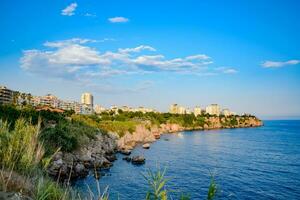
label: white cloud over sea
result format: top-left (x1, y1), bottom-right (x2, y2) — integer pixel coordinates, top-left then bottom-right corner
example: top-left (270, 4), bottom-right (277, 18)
top-left (261, 60), bottom-right (300, 68)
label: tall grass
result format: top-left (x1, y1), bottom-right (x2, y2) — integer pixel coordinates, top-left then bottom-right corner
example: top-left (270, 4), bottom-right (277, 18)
top-left (207, 176), bottom-right (217, 200)
top-left (143, 168), bottom-right (168, 200)
top-left (0, 118), bottom-right (44, 173)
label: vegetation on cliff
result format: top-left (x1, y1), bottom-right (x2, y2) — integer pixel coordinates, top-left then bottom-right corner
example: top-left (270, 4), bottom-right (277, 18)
top-left (71, 109), bottom-right (261, 137)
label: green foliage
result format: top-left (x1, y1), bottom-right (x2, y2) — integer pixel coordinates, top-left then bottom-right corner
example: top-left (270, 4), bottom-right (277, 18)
top-left (98, 121), bottom-right (138, 137)
top-left (179, 194), bottom-right (191, 200)
top-left (40, 121), bottom-right (97, 154)
top-left (0, 104), bottom-right (65, 129)
top-left (195, 116), bottom-right (206, 127)
top-left (0, 118), bottom-right (44, 173)
top-left (229, 118), bottom-right (238, 126)
top-left (35, 177), bottom-right (70, 200)
top-left (144, 168), bottom-right (168, 200)
top-left (207, 177), bottom-right (217, 200)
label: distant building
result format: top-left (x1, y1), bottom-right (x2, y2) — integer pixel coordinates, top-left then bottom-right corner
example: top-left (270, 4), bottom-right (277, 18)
top-left (0, 86), bottom-right (14, 105)
top-left (59, 100), bottom-right (81, 113)
top-left (205, 104), bottom-right (220, 116)
top-left (81, 93), bottom-right (93, 107)
top-left (194, 106), bottom-right (202, 116)
top-left (81, 104), bottom-right (93, 115)
top-left (169, 104), bottom-right (188, 114)
top-left (222, 109), bottom-right (231, 116)
top-left (94, 105), bottom-right (106, 114)
top-left (178, 106), bottom-right (186, 114)
top-left (32, 94), bottom-right (59, 108)
top-left (169, 104), bottom-right (179, 114)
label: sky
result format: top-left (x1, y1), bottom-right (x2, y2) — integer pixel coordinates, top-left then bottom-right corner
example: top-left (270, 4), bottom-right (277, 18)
top-left (0, 0), bottom-right (300, 119)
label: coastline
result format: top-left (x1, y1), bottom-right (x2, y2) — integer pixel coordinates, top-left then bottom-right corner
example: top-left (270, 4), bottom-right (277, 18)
top-left (117, 116), bottom-right (263, 151)
top-left (47, 115), bottom-right (263, 180)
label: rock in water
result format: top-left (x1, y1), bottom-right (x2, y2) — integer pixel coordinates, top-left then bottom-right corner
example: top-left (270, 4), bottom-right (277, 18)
top-left (142, 143), bottom-right (150, 149)
top-left (120, 149), bottom-right (131, 155)
top-left (122, 156), bottom-right (132, 162)
top-left (131, 156), bottom-right (145, 165)
top-left (105, 154), bottom-right (117, 162)
top-left (74, 163), bottom-right (88, 177)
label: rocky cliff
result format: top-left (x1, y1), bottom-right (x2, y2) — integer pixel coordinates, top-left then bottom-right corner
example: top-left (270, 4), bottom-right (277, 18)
top-left (47, 132), bottom-right (118, 180)
top-left (118, 116), bottom-right (263, 150)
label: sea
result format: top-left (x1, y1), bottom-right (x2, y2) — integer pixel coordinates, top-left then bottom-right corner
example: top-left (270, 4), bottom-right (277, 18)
top-left (73, 120), bottom-right (300, 199)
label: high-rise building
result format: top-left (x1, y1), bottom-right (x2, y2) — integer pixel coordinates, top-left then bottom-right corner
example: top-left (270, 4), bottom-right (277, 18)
top-left (169, 104), bottom-right (179, 114)
top-left (205, 104), bottom-right (220, 116)
top-left (81, 93), bottom-right (93, 107)
top-left (194, 106), bottom-right (202, 116)
top-left (0, 86), bottom-right (14, 105)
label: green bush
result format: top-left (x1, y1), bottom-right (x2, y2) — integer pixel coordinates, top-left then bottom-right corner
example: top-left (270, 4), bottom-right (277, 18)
top-left (40, 123), bottom-right (78, 153)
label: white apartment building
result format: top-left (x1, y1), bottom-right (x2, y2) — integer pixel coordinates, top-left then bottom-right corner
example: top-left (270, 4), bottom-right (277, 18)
top-left (194, 106), bottom-right (202, 116)
top-left (178, 106), bottom-right (186, 114)
top-left (32, 94), bottom-right (60, 108)
top-left (81, 93), bottom-right (93, 107)
top-left (169, 104), bottom-right (179, 114)
top-left (205, 104), bottom-right (220, 116)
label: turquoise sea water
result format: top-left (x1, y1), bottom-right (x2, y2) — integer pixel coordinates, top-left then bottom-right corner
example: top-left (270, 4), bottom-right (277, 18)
top-left (73, 120), bottom-right (300, 199)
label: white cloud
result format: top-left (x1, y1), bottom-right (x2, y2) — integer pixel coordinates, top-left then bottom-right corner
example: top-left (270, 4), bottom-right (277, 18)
top-left (261, 60), bottom-right (300, 68)
top-left (61, 3), bottom-right (78, 16)
top-left (108, 17), bottom-right (129, 23)
top-left (44, 38), bottom-right (96, 48)
top-left (215, 67), bottom-right (238, 74)
top-left (185, 54), bottom-right (210, 60)
top-left (20, 38), bottom-right (234, 82)
top-left (84, 13), bottom-right (96, 17)
top-left (118, 45), bottom-right (156, 53)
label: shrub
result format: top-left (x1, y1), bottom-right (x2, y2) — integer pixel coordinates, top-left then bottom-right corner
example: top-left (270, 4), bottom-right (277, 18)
top-left (40, 122), bottom-right (78, 154)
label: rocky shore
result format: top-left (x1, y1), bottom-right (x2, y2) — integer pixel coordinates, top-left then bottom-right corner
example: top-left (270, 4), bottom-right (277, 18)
top-left (47, 132), bottom-right (118, 180)
top-left (47, 116), bottom-right (262, 180)
top-left (118, 116), bottom-right (263, 151)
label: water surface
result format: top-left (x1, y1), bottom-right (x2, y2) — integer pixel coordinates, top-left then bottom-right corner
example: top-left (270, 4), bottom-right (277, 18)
top-left (74, 120), bottom-right (300, 199)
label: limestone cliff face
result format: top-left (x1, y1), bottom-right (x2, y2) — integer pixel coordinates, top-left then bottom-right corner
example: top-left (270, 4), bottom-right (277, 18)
top-left (118, 124), bottom-right (156, 150)
top-left (118, 116), bottom-right (263, 150)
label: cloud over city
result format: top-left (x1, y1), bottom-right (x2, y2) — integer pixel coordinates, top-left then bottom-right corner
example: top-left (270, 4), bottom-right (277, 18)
top-left (20, 38), bottom-right (237, 82)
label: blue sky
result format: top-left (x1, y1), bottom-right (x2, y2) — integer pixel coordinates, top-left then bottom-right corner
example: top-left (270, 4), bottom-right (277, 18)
top-left (0, 0), bottom-right (300, 119)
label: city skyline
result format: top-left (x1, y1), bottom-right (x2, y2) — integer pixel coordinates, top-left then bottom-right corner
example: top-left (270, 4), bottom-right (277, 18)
top-left (1, 0), bottom-right (300, 119)
top-left (0, 84), bottom-right (235, 116)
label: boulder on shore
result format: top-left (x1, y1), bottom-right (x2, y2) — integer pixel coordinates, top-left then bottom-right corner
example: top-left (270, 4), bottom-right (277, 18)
top-left (47, 131), bottom-right (117, 180)
top-left (142, 143), bottom-right (150, 149)
top-left (119, 149), bottom-right (131, 155)
top-left (131, 156), bottom-right (145, 165)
